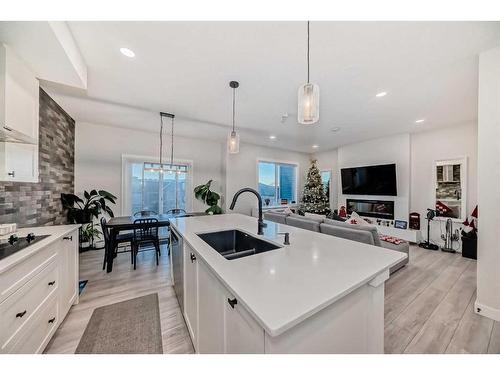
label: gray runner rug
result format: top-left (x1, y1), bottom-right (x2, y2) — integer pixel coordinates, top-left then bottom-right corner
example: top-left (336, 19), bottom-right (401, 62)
top-left (75, 293), bottom-right (163, 354)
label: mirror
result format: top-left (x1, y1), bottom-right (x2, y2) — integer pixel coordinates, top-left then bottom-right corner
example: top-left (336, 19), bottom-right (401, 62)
top-left (434, 158), bottom-right (467, 221)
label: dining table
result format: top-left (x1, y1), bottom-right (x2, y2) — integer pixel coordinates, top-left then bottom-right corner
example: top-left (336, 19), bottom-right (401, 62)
top-left (105, 212), bottom-right (205, 272)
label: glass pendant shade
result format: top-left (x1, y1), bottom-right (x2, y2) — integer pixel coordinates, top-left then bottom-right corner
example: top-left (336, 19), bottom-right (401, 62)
top-left (227, 130), bottom-right (240, 154)
top-left (298, 83), bottom-right (320, 124)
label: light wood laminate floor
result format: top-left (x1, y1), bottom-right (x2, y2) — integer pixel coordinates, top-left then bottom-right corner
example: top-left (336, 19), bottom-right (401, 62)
top-left (45, 244), bottom-right (500, 354)
top-left (45, 245), bottom-right (194, 354)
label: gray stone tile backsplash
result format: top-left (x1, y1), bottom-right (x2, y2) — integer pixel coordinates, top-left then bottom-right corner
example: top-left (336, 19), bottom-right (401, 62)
top-left (0, 88), bottom-right (75, 228)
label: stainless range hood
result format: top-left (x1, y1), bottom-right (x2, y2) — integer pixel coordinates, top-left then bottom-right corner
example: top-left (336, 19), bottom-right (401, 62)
top-left (0, 125), bottom-right (37, 144)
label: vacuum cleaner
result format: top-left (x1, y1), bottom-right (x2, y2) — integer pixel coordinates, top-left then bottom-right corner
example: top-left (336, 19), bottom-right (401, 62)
top-left (419, 208), bottom-right (439, 250)
top-left (441, 218), bottom-right (459, 253)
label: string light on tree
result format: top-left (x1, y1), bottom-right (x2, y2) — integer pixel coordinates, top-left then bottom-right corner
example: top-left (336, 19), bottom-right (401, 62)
top-left (300, 160), bottom-right (329, 214)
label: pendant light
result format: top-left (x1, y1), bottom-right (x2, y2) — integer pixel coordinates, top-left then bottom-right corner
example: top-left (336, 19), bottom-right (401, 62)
top-left (227, 80), bottom-right (240, 154)
top-left (298, 21), bottom-right (320, 125)
top-left (146, 112), bottom-right (186, 175)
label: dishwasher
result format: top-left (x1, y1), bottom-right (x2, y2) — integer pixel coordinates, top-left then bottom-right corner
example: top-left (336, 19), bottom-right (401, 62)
top-left (171, 227), bottom-right (184, 312)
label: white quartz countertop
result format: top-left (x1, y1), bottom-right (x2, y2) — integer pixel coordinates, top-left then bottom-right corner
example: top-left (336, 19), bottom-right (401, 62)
top-left (170, 214), bottom-right (406, 337)
top-left (0, 225), bottom-right (81, 272)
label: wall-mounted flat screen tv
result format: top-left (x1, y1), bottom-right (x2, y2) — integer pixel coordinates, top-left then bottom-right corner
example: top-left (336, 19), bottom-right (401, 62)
top-left (341, 163), bottom-right (397, 196)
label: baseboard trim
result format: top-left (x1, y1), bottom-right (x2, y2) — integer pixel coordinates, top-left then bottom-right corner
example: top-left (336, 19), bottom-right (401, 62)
top-left (475, 300), bottom-right (500, 322)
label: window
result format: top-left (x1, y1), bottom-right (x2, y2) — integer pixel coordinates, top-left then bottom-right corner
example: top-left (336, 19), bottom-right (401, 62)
top-left (320, 170), bottom-right (331, 196)
top-left (258, 161), bottom-right (297, 206)
top-left (127, 160), bottom-right (190, 215)
top-left (320, 170), bottom-right (332, 209)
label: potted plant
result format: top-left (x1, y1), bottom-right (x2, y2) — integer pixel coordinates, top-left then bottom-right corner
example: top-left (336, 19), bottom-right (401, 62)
top-left (194, 180), bottom-right (222, 215)
top-left (80, 224), bottom-right (102, 250)
top-left (61, 190), bottom-right (117, 224)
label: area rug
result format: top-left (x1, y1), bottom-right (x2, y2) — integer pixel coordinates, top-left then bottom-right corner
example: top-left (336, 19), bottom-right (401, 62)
top-left (78, 280), bottom-right (88, 295)
top-left (75, 293), bottom-right (163, 354)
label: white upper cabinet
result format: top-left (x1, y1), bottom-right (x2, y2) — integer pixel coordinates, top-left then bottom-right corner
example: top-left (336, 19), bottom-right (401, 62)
top-left (0, 43), bottom-right (39, 182)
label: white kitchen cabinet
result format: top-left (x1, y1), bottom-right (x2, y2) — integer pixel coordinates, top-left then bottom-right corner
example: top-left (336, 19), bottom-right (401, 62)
top-left (0, 142), bottom-right (38, 182)
top-left (197, 258), bottom-right (225, 353)
top-left (0, 43), bottom-right (39, 182)
top-left (224, 292), bottom-right (265, 353)
top-left (0, 226), bottom-right (80, 353)
top-left (183, 243), bottom-right (198, 350)
top-left (59, 231), bottom-right (79, 318)
top-left (186, 247), bottom-right (264, 354)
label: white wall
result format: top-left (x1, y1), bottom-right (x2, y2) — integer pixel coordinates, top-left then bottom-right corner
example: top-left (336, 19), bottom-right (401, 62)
top-left (476, 46), bottom-right (500, 322)
top-left (75, 122), bottom-right (224, 215)
top-left (327, 134), bottom-right (411, 221)
top-left (411, 123), bottom-right (478, 246)
top-left (315, 126), bottom-right (478, 250)
top-left (225, 142), bottom-right (311, 215)
top-left (75, 122), bottom-right (310, 218)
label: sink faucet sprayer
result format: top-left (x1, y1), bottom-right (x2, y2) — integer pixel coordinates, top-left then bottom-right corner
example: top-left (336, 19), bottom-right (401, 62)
top-left (229, 188), bottom-right (267, 235)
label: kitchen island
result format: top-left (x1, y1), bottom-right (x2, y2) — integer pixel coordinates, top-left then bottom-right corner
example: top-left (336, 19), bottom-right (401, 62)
top-left (169, 213), bottom-right (406, 354)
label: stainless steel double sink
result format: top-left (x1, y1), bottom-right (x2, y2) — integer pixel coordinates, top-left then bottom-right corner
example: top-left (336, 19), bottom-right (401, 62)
top-left (197, 229), bottom-right (281, 260)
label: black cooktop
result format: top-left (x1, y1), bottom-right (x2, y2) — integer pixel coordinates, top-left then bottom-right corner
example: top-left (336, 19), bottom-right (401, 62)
top-left (0, 234), bottom-right (51, 261)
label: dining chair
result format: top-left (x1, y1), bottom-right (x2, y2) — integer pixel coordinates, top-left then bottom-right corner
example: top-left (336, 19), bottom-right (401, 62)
top-left (164, 209), bottom-right (186, 255)
top-left (133, 210), bottom-right (158, 217)
top-left (100, 217), bottom-right (134, 270)
top-left (132, 218), bottom-right (161, 270)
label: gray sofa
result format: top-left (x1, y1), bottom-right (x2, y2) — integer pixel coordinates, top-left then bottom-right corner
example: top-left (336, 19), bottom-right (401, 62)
top-left (264, 212), bottom-right (408, 274)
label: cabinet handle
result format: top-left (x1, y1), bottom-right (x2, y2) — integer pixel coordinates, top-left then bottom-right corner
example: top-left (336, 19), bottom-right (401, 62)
top-left (227, 298), bottom-right (238, 309)
top-left (48, 280), bottom-right (56, 286)
top-left (190, 252), bottom-right (196, 263)
top-left (48, 317), bottom-right (56, 324)
top-left (7, 171), bottom-right (15, 177)
top-left (63, 236), bottom-right (73, 241)
top-left (16, 310), bottom-right (27, 318)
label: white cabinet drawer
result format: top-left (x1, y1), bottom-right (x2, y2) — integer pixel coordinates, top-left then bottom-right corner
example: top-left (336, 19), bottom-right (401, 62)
top-left (0, 259), bottom-right (59, 351)
top-left (7, 295), bottom-right (59, 354)
top-left (0, 241), bottom-right (58, 303)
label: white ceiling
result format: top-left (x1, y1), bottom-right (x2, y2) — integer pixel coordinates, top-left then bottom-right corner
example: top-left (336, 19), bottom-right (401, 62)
top-left (40, 21), bottom-right (500, 152)
top-left (0, 22), bottom-right (87, 89)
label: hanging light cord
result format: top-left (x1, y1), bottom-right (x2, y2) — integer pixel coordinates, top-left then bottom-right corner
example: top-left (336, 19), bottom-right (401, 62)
top-left (307, 20), bottom-right (310, 84)
top-left (170, 116), bottom-right (174, 167)
top-left (159, 114), bottom-right (164, 165)
top-left (159, 112), bottom-right (175, 168)
top-left (232, 86), bottom-right (236, 133)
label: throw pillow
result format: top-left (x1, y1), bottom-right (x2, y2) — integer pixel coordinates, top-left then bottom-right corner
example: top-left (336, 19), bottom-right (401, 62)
top-left (346, 211), bottom-right (372, 226)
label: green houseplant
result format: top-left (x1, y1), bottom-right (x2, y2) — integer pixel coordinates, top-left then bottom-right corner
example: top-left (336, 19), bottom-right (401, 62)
top-left (79, 224), bottom-right (102, 250)
top-left (61, 190), bottom-right (117, 224)
top-left (194, 180), bottom-right (222, 215)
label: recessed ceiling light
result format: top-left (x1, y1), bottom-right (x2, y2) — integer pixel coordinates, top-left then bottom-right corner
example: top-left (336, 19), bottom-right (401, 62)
top-left (269, 135), bottom-right (276, 140)
top-left (331, 127), bottom-right (341, 132)
top-left (415, 119), bottom-right (425, 123)
top-left (312, 144), bottom-right (319, 149)
top-left (375, 91), bottom-right (388, 98)
top-left (120, 47), bottom-right (135, 58)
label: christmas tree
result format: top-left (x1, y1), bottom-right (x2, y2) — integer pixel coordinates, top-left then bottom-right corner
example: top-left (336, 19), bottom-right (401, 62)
top-left (300, 160), bottom-right (329, 214)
